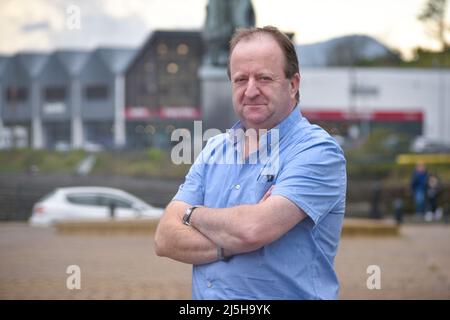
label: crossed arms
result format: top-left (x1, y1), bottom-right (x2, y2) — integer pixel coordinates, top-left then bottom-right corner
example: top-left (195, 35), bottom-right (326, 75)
top-left (154, 189), bottom-right (307, 265)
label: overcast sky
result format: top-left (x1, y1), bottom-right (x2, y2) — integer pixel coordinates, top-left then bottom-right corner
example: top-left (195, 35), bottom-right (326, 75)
top-left (0, 0), bottom-right (448, 59)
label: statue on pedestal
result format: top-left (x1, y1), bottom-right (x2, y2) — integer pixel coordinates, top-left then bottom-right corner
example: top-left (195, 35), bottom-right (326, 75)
top-left (202, 0), bottom-right (255, 66)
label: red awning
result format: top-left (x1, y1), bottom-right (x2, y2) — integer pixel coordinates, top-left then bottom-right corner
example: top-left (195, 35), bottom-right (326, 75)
top-left (301, 109), bottom-right (423, 122)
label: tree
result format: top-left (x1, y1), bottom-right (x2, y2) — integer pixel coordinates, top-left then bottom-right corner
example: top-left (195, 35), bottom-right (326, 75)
top-left (418, 0), bottom-right (449, 50)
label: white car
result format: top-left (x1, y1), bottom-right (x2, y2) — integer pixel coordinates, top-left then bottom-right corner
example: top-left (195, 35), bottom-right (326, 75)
top-left (29, 186), bottom-right (164, 226)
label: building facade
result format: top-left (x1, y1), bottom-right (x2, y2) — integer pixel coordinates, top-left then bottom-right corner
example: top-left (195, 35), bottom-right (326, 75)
top-left (0, 30), bottom-right (449, 151)
top-left (125, 30), bottom-right (203, 149)
top-left (300, 67), bottom-right (450, 145)
top-left (1, 53), bottom-right (47, 148)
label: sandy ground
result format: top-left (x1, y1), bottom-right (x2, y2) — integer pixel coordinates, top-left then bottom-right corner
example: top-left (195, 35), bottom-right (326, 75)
top-left (0, 222), bottom-right (449, 300)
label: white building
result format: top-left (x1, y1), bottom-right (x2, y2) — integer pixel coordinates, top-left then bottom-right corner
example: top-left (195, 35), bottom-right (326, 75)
top-left (300, 67), bottom-right (450, 145)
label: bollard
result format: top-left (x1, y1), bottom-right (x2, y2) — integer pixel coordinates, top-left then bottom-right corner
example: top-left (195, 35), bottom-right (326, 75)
top-left (393, 198), bottom-right (403, 225)
top-left (370, 181), bottom-right (382, 219)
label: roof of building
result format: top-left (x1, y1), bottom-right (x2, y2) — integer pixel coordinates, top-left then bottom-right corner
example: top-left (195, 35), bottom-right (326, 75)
top-left (15, 52), bottom-right (48, 78)
top-left (95, 47), bottom-right (137, 74)
top-left (127, 30), bottom-right (202, 73)
top-left (54, 50), bottom-right (91, 77)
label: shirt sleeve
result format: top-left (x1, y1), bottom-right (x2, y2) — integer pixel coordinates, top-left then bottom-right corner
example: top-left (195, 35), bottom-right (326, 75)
top-left (172, 153), bottom-right (205, 206)
top-left (271, 137), bottom-right (346, 225)
top-left (171, 135), bottom-right (224, 206)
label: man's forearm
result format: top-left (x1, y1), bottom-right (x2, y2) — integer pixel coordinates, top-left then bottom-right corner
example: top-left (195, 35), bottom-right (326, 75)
top-left (156, 223), bottom-right (218, 265)
top-left (189, 204), bottom-right (263, 253)
top-left (154, 201), bottom-right (220, 265)
top-left (189, 196), bottom-right (306, 254)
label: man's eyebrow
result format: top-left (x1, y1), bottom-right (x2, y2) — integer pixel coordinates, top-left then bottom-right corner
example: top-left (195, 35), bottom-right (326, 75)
top-left (256, 72), bottom-right (275, 77)
top-left (232, 71), bottom-right (275, 78)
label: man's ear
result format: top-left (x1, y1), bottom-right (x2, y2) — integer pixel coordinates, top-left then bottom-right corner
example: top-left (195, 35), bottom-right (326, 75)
top-left (290, 73), bottom-right (300, 100)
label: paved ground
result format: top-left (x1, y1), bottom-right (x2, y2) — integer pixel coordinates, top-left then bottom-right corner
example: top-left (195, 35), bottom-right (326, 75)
top-left (0, 222), bottom-right (449, 300)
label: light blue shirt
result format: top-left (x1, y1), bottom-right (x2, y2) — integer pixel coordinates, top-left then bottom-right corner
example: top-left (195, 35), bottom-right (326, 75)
top-left (173, 107), bottom-right (347, 300)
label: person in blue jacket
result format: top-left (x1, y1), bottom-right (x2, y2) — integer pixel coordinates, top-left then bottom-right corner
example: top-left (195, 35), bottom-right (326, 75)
top-left (411, 161), bottom-right (429, 217)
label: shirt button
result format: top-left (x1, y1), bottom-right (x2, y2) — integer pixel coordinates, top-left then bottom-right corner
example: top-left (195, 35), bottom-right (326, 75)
top-left (235, 184), bottom-right (240, 190)
top-left (207, 281), bottom-right (213, 288)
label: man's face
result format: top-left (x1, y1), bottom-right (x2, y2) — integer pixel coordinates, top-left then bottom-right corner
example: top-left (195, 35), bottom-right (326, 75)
top-left (229, 34), bottom-right (300, 130)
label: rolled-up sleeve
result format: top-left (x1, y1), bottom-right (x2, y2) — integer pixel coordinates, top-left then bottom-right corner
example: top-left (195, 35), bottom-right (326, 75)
top-left (172, 155), bottom-right (205, 206)
top-left (271, 138), bottom-right (346, 224)
top-left (172, 135), bottom-right (225, 206)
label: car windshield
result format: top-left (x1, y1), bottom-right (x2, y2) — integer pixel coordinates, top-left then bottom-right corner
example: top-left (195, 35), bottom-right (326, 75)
top-left (38, 190), bottom-right (57, 202)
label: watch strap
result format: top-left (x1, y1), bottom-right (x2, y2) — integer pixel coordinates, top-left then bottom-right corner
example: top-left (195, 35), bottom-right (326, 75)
top-left (217, 246), bottom-right (228, 261)
top-left (182, 206), bottom-right (198, 226)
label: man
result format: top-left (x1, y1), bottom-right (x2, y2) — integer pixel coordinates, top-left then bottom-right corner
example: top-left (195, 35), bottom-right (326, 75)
top-left (155, 26), bottom-right (347, 299)
top-left (410, 161), bottom-right (428, 217)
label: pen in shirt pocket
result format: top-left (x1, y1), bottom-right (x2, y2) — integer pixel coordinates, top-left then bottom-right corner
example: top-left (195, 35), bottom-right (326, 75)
top-left (256, 171), bottom-right (275, 182)
top-left (256, 159), bottom-right (275, 182)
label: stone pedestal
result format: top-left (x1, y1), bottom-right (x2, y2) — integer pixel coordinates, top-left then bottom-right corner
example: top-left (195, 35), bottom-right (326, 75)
top-left (199, 66), bottom-right (237, 132)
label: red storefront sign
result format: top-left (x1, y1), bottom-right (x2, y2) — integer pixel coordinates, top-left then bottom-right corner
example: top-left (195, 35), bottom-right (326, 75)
top-left (301, 109), bottom-right (423, 122)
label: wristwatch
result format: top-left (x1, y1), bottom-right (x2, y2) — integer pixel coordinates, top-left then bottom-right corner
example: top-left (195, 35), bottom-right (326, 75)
top-left (217, 246), bottom-right (227, 261)
top-left (182, 206), bottom-right (199, 226)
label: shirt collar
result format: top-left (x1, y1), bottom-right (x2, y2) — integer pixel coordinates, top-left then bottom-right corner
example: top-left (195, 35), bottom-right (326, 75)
top-left (273, 106), bottom-right (302, 139)
top-left (226, 106), bottom-right (302, 144)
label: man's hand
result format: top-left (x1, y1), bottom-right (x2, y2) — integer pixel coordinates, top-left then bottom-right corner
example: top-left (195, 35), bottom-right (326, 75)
top-left (190, 193), bottom-right (307, 254)
top-left (259, 185), bottom-right (274, 203)
top-left (154, 201), bottom-right (220, 265)
top-left (155, 186), bottom-right (307, 263)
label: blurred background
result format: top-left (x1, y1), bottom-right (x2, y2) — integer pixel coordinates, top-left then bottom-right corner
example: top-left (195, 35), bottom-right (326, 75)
top-left (0, 0), bottom-right (449, 300)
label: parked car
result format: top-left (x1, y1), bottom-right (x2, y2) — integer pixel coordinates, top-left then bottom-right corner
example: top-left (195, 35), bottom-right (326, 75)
top-left (410, 136), bottom-right (450, 153)
top-left (29, 186), bottom-right (164, 226)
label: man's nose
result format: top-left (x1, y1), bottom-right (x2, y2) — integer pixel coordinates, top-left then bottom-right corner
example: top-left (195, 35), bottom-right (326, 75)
top-left (244, 78), bottom-right (260, 98)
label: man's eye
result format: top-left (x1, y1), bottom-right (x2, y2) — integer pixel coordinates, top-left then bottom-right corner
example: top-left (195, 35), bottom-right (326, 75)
top-left (234, 78), bottom-right (246, 83)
